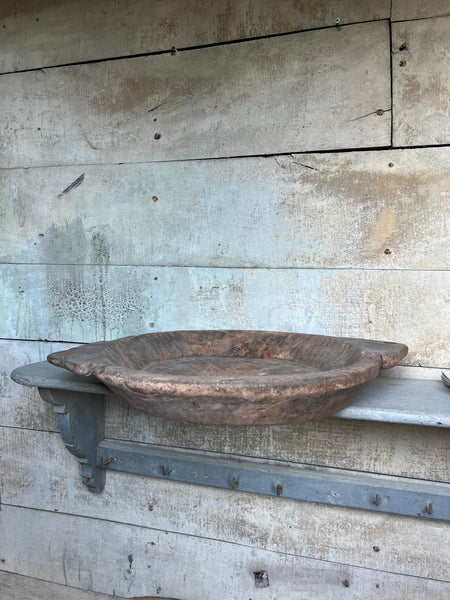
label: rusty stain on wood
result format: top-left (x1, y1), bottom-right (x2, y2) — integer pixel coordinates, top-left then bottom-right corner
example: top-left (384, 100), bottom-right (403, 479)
top-left (367, 207), bottom-right (397, 251)
top-left (2, 148), bottom-right (447, 270)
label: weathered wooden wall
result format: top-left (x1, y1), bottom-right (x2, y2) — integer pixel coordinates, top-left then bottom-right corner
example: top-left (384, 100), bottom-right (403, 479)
top-left (1, 1), bottom-right (449, 598)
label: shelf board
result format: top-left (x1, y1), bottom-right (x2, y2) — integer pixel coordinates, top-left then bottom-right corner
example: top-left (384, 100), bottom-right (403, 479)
top-left (12, 361), bottom-right (450, 428)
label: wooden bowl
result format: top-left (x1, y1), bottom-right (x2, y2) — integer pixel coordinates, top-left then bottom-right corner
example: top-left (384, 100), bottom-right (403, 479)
top-left (47, 330), bottom-right (407, 425)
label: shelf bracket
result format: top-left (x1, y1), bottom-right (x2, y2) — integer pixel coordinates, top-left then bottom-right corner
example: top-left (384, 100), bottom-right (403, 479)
top-left (39, 388), bottom-right (106, 493)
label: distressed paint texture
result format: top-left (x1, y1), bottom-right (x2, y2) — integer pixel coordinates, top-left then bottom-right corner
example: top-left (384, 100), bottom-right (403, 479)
top-left (1, 3), bottom-right (449, 597)
top-left (1, 148), bottom-right (449, 270)
top-left (1, 428), bottom-right (449, 580)
top-left (393, 16), bottom-right (450, 146)
top-left (103, 401), bottom-right (450, 481)
top-left (1, 265), bottom-right (448, 366)
top-left (0, 0), bottom-right (391, 73)
top-left (1, 506), bottom-right (449, 599)
top-left (0, 21), bottom-right (391, 169)
top-left (0, 572), bottom-right (125, 600)
top-left (0, 340), bottom-right (76, 431)
top-left (392, 0), bottom-right (450, 20)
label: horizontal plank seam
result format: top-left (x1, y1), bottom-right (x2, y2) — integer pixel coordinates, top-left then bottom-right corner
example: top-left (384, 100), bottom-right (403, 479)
top-left (392, 15), bottom-right (450, 24)
top-left (2, 141), bottom-right (450, 172)
top-left (0, 423), bottom-right (59, 434)
top-left (0, 337), bottom-right (77, 343)
top-left (0, 18), bottom-right (389, 78)
top-left (0, 424), bottom-right (447, 485)
top-left (1, 264), bottom-right (449, 273)
top-left (102, 435), bottom-right (450, 483)
top-left (0, 571), bottom-right (126, 600)
top-left (0, 146), bottom-right (391, 172)
top-left (2, 503), bottom-right (449, 583)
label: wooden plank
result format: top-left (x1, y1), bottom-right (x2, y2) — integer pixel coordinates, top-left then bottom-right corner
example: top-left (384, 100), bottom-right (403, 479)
top-left (381, 365), bottom-right (444, 380)
top-left (1, 148), bottom-right (449, 270)
top-left (0, 0), bottom-right (391, 73)
top-left (1, 506), bottom-right (449, 598)
top-left (10, 360), bottom-right (450, 428)
top-left (0, 21), bottom-right (391, 169)
top-left (0, 340), bottom-right (76, 431)
top-left (0, 571), bottom-right (126, 600)
top-left (1, 428), bottom-right (449, 581)
top-left (1, 265), bottom-right (448, 367)
top-left (103, 404), bottom-right (450, 482)
top-left (333, 376), bottom-right (450, 427)
top-left (392, 17), bottom-right (450, 146)
top-left (392, 0), bottom-right (450, 21)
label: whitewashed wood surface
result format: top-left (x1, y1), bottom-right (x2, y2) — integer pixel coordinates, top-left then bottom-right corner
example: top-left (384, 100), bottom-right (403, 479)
top-left (1, 426), bottom-right (449, 582)
top-left (0, 572), bottom-right (126, 600)
top-left (392, 16), bottom-right (450, 146)
top-left (103, 408), bottom-right (450, 481)
top-left (0, 21), bottom-right (391, 169)
top-left (392, 0), bottom-right (450, 20)
top-left (1, 505), bottom-right (448, 599)
top-left (0, 340), bottom-right (76, 431)
top-left (1, 148), bottom-right (449, 270)
top-left (2, 265), bottom-right (448, 366)
top-left (1, 2), bottom-right (449, 598)
top-left (0, 0), bottom-right (391, 73)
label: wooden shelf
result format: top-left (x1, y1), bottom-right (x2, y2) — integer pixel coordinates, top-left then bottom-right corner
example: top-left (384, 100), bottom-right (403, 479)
top-left (9, 361), bottom-right (450, 519)
top-left (12, 361), bottom-right (450, 428)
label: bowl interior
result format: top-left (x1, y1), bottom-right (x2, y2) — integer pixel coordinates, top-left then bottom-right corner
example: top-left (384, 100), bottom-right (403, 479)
top-left (97, 330), bottom-right (362, 377)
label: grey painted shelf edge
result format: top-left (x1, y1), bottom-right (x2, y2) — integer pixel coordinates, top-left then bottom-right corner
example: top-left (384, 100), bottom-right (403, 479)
top-left (98, 438), bottom-right (450, 521)
top-left (11, 361), bottom-right (450, 428)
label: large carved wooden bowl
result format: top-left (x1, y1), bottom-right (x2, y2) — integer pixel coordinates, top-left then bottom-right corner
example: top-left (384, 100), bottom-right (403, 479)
top-left (47, 331), bottom-right (407, 425)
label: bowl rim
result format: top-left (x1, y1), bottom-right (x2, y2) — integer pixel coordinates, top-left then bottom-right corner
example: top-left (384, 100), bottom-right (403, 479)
top-left (47, 330), bottom-right (408, 401)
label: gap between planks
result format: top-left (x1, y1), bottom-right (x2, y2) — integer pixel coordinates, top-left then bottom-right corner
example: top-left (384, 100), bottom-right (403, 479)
top-left (0, 18), bottom-right (389, 78)
top-left (1, 263), bottom-right (449, 272)
top-left (1, 143), bottom-right (450, 173)
top-left (1, 502), bottom-right (449, 584)
top-left (392, 15), bottom-right (450, 23)
top-left (0, 424), bottom-right (446, 485)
